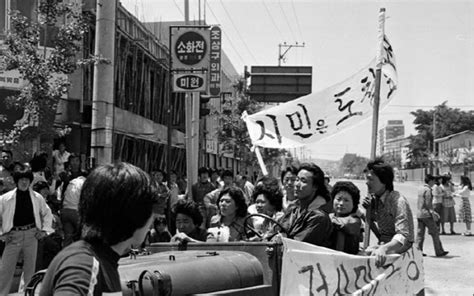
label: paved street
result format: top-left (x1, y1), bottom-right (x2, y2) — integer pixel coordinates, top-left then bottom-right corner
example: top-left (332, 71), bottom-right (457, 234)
top-left (344, 179), bottom-right (474, 296)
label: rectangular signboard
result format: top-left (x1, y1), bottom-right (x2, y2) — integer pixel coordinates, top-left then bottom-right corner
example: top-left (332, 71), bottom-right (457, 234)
top-left (209, 26), bottom-right (222, 96)
top-left (172, 73), bottom-right (207, 92)
top-left (170, 26), bottom-right (210, 71)
top-left (248, 66), bottom-right (312, 103)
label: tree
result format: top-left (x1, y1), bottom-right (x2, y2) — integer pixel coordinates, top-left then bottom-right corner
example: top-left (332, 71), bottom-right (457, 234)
top-left (407, 102), bottom-right (474, 168)
top-left (214, 83), bottom-right (286, 172)
top-left (0, 0), bottom-right (91, 149)
top-left (339, 153), bottom-right (369, 178)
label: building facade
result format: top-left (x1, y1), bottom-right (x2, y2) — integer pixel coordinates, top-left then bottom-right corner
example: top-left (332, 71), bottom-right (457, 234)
top-left (384, 136), bottom-right (411, 169)
top-left (434, 130), bottom-right (474, 179)
top-left (0, 0), bottom-right (244, 176)
top-left (377, 120), bottom-right (405, 156)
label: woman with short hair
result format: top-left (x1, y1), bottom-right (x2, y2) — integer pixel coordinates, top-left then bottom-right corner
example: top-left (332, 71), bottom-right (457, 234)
top-left (328, 181), bottom-right (362, 254)
top-left (208, 187), bottom-right (248, 242)
top-left (171, 199), bottom-right (208, 242)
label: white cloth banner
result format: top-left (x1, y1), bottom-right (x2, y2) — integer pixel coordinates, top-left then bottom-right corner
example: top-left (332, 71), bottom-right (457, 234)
top-left (280, 238), bottom-right (424, 295)
top-left (242, 36), bottom-right (397, 149)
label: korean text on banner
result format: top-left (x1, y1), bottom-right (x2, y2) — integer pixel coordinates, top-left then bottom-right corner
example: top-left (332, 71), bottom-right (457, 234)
top-left (280, 238), bottom-right (424, 295)
top-left (242, 36), bottom-right (397, 149)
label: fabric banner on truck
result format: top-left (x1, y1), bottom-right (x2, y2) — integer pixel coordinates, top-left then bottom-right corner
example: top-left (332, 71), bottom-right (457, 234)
top-left (242, 35), bottom-right (397, 149)
top-left (280, 238), bottom-right (424, 295)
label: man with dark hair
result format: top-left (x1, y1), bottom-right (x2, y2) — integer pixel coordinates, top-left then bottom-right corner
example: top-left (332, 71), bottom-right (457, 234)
top-left (235, 174), bottom-right (254, 205)
top-left (277, 163), bottom-right (333, 246)
top-left (191, 167), bottom-right (215, 204)
top-left (204, 169), bottom-right (234, 205)
top-left (40, 162), bottom-right (159, 295)
top-left (191, 167), bottom-right (216, 229)
top-left (0, 165), bottom-right (53, 294)
top-left (210, 168), bottom-right (222, 189)
top-left (416, 174), bottom-right (448, 257)
top-left (364, 159), bottom-right (415, 267)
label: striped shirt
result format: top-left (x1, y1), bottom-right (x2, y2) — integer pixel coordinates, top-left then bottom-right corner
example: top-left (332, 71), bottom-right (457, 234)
top-left (370, 190), bottom-right (415, 246)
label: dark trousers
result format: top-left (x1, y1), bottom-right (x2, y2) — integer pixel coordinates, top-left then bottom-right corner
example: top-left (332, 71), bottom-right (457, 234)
top-left (416, 217), bottom-right (445, 256)
top-left (60, 208), bottom-right (79, 247)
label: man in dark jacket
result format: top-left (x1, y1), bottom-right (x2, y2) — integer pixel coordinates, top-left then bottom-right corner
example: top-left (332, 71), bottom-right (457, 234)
top-left (277, 163), bottom-right (333, 247)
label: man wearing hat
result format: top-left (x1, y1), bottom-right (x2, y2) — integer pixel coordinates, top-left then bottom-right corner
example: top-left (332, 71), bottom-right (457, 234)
top-left (0, 164), bottom-right (53, 294)
top-left (363, 159), bottom-right (415, 267)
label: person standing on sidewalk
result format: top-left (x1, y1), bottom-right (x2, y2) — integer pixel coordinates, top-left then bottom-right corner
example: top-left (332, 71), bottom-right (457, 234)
top-left (432, 176), bottom-right (444, 231)
top-left (441, 175), bottom-right (457, 235)
top-left (0, 165), bottom-right (54, 294)
top-left (454, 176), bottom-right (472, 236)
top-left (415, 174), bottom-right (448, 257)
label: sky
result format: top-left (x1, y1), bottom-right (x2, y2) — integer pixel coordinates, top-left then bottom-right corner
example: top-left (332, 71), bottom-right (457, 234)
top-left (121, 0), bottom-right (474, 160)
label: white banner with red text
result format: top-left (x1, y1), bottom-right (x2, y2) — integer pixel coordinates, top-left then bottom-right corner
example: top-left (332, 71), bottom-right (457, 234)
top-left (280, 238), bottom-right (424, 295)
top-left (242, 36), bottom-right (397, 149)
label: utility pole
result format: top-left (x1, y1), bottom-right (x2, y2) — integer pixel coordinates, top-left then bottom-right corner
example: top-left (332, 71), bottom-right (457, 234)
top-left (278, 42), bottom-right (305, 66)
top-left (182, 0), bottom-right (200, 196)
top-left (90, 0), bottom-right (116, 166)
top-left (365, 7), bottom-right (386, 250)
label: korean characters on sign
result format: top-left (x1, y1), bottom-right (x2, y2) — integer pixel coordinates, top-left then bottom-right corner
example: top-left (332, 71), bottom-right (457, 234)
top-left (172, 28), bottom-right (210, 68)
top-left (173, 73), bottom-right (206, 92)
top-left (209, 26), bottom-right (222, 96)
top-left (171, 26), bottom-right (211, 92)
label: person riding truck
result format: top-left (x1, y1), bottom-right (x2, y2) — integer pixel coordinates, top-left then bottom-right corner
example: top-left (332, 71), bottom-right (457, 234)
top-left (363, 159), bottom-right (415, 267)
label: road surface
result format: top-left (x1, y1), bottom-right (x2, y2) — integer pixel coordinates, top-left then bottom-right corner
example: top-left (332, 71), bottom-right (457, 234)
top-left (342, 179), bottom-right (474, 296)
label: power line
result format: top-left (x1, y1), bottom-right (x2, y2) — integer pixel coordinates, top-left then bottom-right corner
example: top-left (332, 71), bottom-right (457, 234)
top-left (387, 104), bottom-right (474, 108)
top-left (261, 0), bottom-right (285, 41)
top-left (206, 1), bottom-right (246, 65)
top-left (278, 0), bottom-right (297, 42)
top-left (290, 0), bottom-right (304, 41)
top-left (172, 0), bottom-right (185, 18)
top-left (218, 0), bottom-right (258, 64)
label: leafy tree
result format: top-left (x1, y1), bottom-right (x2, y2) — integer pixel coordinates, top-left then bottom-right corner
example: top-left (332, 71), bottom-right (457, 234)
top-left (339, 153), bottom-right (369, 178)
top-left (407, 102), bottom-right (474, 168)
top-left (214, 83), bottom-right (286, 172)
top-left (0, 0), bottom-right (91, 148)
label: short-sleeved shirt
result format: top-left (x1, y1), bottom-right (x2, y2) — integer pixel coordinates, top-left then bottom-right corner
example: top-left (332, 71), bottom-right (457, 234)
top-left (370, 190), bottom-right (414, 247)
top-left (62, 176), bottom-right (86, 210)
top-left (40, 240), bottom-right (121, 296)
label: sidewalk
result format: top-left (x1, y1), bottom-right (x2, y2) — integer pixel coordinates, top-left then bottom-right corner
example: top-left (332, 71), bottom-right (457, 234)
top-left (422, 222), bottom-right (474, 295)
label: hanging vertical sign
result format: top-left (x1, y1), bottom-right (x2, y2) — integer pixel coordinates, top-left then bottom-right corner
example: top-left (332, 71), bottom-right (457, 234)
top-left (209, 26), bottom-right (222, 96)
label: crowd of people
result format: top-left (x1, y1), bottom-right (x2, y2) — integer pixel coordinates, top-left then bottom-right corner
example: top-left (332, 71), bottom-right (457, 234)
top-left (0, 144), bottom-right (472, 294)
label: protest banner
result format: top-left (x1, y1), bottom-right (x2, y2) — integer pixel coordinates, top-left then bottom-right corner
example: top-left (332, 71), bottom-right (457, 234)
top-left (280, 238), bottom-right (424, 295)
top-left (242, 36), bottom-right (397, 149)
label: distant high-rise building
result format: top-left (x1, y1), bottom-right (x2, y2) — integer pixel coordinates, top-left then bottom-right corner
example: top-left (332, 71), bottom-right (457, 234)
top-left (377, 120), bottom-right (405, 156)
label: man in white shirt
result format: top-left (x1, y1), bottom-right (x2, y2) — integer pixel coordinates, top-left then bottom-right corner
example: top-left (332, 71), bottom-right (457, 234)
top-left (52, 142), bottom-right (70, 174)
top-left (0, 165), bottom-right (53, 294)
top-left (61, 175), bottom-right (87, 247)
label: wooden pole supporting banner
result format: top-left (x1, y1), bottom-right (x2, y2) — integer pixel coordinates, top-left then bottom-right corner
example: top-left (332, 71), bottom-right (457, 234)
top-left (364, 7), bottom-right (386, 250)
